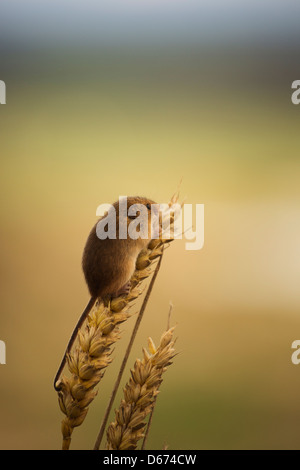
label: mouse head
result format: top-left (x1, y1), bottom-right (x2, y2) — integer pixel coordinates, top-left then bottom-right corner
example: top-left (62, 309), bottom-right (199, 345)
top-left (113, 196), bottom-right (158, 241)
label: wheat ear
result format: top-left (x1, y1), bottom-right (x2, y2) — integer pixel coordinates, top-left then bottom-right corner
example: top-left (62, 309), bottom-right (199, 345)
top-left (105, 326), bottom-right (177, 450)
top-left (57, 240), bottom-right (165, 450)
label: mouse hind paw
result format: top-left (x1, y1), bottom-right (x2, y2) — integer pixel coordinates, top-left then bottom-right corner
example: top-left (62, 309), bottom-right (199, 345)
top-left (112, 281), bottom-right (131, 298)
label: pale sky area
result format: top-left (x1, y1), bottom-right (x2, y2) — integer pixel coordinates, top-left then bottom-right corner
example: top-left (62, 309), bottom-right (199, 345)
top-left (1, 0), bottom-right (300, 45)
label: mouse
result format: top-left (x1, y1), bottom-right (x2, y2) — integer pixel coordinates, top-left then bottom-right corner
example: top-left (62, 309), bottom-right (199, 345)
top-left (54, 196), bottom-right (156, 391)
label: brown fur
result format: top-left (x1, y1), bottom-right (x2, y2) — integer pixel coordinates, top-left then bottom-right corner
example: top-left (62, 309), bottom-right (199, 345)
top-left (54, 196), bottom-right (156, 390)
top-left (82, 196), bottom-right (156, 298)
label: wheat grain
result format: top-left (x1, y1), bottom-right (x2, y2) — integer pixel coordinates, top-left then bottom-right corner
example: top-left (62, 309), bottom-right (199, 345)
top-left (105, 326), bottom-right (176, 450)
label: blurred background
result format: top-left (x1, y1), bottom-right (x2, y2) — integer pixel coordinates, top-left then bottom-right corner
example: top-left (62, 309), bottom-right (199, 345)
top-left (1, 0), bottom-right (300, 450)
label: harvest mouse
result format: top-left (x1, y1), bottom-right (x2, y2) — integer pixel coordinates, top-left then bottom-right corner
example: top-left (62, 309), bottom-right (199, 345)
top-left (54, 196), bottom-right (156, 390)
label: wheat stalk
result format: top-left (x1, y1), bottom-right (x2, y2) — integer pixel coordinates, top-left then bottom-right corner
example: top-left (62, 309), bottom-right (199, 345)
top-left (105, 326), bottom-right (177, 450)
top-left (57, 245), bottom-right (164, 449)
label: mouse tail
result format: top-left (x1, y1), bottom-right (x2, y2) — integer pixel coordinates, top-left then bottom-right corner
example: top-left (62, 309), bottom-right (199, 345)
top-left (54, 295), bottom-right (97, 391)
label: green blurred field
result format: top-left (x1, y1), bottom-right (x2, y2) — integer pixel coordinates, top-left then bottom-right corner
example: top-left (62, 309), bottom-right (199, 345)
top-left (0, 45), bottom-right (300, 449)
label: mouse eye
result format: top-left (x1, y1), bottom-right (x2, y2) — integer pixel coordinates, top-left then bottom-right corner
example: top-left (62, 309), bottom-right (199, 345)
top-left (128, 209), bottom-right (141, 220)
top-left (146, 203), bottom-right (151, 210)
